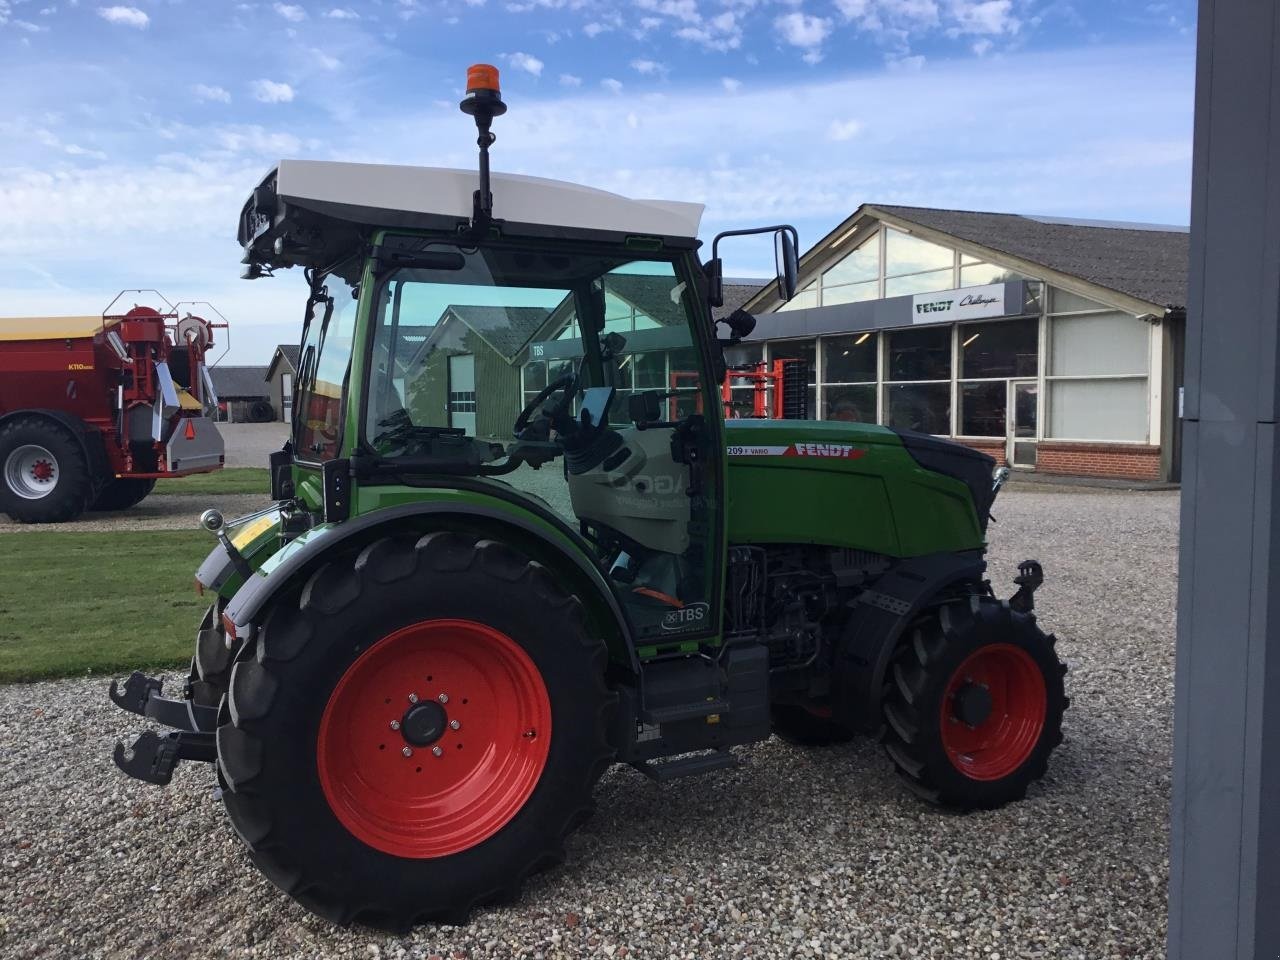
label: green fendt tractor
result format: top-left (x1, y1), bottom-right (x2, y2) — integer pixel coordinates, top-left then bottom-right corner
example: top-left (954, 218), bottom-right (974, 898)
top-left (110, 66), bottom-right (1067, 930)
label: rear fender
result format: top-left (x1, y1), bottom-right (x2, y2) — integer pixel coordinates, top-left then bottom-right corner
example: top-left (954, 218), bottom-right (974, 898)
top-left (222, 501), bottom-right (638, 677)
top-left (832, 550), bottom-right (987, 733)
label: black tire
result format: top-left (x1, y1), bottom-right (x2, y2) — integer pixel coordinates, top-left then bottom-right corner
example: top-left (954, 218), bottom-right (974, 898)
top-left (771, 703), bottom-right (855, 746)
top-left (881, 595), bottom-right (1067, 811)
top-left (217, 531), bottom-right (614, 930)
top-left (90, 477), bottom-right (156, 512)
top-left (0, 415), bottom-right (95, 523)
top-left (187, 600), bottom-right (234, 708)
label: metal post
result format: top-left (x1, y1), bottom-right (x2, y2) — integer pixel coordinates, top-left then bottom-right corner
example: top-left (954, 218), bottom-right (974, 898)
top-left (1170, 1), bottom-right (1280, 958)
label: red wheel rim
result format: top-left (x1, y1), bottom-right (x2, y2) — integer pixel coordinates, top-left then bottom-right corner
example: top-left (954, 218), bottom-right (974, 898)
top-left (316, 619), bottom-right (551, 858)
top-left (939, 643), bottom-right (1047, 781)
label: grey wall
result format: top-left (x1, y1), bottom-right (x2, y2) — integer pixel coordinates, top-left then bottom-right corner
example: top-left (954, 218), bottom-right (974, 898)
top-left (1170, 1), bottom-right (1280, 957)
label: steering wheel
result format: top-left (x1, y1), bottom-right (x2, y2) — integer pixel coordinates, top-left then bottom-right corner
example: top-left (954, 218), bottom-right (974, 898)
top-left (514, 371), bottom-right (576, 436)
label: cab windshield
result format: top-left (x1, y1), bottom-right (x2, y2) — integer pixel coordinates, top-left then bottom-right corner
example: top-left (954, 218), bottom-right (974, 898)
top-left (362, 234), bottom-right (719, 641)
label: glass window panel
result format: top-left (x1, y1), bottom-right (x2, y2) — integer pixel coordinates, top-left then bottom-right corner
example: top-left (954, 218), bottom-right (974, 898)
top-left (825, 384), bottom-right (876, 422)
top-left (821, 232), bottom-right (879, 286)
top-left (778, 280), bottom-right (818, 312)
top-left (884, 268), bottom-right (955, 298)
top-left (633, 351), bottom-right (667, 389)
top-left (959, 381), bottom-right (1007, 436)
top-left (1050, 288), bottom-right (1108, 314)
top-left (822, 280), bottom-right (878, 306)
top-left (885, 228), bottom-right (954, 277)
top-left (723, 342), bottom-right (763, 367)
top-left (961, 263), bottom-right (1024, 288)
top-left (887, 326), bottom-right (951, 381)
top-left (960, 317), bottom-right (1038, 379)
top-left (885, 382), bottom-right (951, 435)
top-left (769, 339), bottom-right (816, 384)
top-left (822, 332), bottom-right (877, 383)
top-left (961, 252), bottom-right (983, 265)
top-left (523, 360), bottom-right (547, 392)
top-left (1050, 312), bottom-right (1149, 376)
top-left (1048, 378), bottom-right (1148, 441)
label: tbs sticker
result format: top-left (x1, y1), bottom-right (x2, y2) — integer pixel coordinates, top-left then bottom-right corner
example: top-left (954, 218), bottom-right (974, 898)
top-left (661, 602), bottom-right (710, 632)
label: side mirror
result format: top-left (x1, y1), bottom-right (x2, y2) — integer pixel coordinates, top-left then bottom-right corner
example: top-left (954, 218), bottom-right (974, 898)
top-left (775, 226), bottom-right (799, 302)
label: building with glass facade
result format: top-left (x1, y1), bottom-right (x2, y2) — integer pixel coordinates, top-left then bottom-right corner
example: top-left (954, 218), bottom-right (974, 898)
top-left (734, 205), bottom-right (1189, 482)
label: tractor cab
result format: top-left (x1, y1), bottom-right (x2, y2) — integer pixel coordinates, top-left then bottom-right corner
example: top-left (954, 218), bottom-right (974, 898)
top-left (236, 73), bottom-right (796, 643)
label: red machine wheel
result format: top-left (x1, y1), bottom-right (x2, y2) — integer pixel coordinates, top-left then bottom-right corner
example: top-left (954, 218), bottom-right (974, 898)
top-left (317, 620), bottom-right (552, 858)
top-left (0, 415), bottom-right (95, 523)
top-left (881, 596), bottom-right (1067, 810)
top-left (938, 644), bottom-right (1046, 781)
top-left (216, 532), bottom-right (613, 930)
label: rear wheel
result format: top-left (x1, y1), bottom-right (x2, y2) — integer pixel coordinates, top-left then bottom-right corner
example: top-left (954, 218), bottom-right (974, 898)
top-left (0, 416), bottom-right (95, 523)
top-left (881, 595), bottom-right (1067, 810)
top-left (216, 531), bottom-right (614, 930)
top-left (91, 477), bottom-right (156, 512)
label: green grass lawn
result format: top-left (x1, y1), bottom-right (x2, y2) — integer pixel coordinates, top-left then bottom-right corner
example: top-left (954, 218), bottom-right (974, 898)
top-left (154, 467), bottom-right (269, 496)
top-left (0, 530), bottom-right (211, 682)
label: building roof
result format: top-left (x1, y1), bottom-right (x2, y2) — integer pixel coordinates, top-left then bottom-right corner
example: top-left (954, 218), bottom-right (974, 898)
top-left (719, 280), bottom-right (765, 319)
top-left (868, 205), bottom-right (1188, 310)
top-left (260, 160), bottom-right (705, 241)
top-left (429, 305), bottom-right (555, 362)
top-left (210, 365), bottom-right (270, 398)
top-left (265, 344), bottom-right (300, 380)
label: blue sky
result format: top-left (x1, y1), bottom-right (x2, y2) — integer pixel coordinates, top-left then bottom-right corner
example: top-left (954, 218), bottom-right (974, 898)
top-left (0, 0), bottom-right (1197, 362)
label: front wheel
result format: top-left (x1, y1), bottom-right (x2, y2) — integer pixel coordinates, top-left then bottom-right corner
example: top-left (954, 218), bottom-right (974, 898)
top-left (216, 531), bottom-right (614, 930)
top-left (881, 596), bottom-right (1067, 810)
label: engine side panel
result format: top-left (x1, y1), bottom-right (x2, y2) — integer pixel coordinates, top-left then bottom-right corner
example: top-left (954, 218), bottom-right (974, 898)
top-left (724, 420), bottom-right (985, 557)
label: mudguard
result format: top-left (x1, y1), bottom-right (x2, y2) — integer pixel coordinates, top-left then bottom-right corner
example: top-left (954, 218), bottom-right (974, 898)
top-left (832, 549), bottom-right (987, 734)
top-left (221, 499), bottom-right (639, 675)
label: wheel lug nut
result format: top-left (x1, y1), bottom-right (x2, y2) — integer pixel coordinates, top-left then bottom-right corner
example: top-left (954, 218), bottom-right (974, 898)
top-left (438, 693), bottom-right (449, 704)
top-left (449, 719), bottom-right (461, 731)
top-left (390, 720), bottom-right (401, 731)
top-left (432, 746), bottom-right (443, 757)
top-left (402, 746), bottom-right (413, 757)
top-left (408, 693), bottom-right (419, 704)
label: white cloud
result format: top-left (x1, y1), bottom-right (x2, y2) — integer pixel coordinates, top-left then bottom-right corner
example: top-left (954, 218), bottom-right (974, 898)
top-left (559, 73), bottom-right (582, 87)
top-left (630, 58), bottom-right (667, 77)
top-left (887, 53), bottom-right (927, 70)
top-left (775, 11), bottom-right (831, 49)
top-left (250, 79), bottom-right (295, 103)
top-left (273, 2), bottom-right (306, 21)
top-left (721, 76), bottom-right (741, 93)
top-left (635, 0), bottom-right (700, 24)
top-left (324, 7), bottom-right (359, 18)
top-left (96, 6), bottom-right (148, 28)
top-left (582, 21), bottom-right (610, 37)
top-left (193, 84), bottom-right (232, 103)
top-left (675, 10), bottom-right (742, 51)
top-left (310, 48), bottom-right (341, 70)
top-left (972, 37), bottom-right (993, 55)
top-left (827, 118), bottom-right (863, 141)
top-left (504, 51), bottom-right (544, 77)
top-left (601, 77), bottom-right (623, 94)
top-left (947, 0), bottom-right (1018, 35)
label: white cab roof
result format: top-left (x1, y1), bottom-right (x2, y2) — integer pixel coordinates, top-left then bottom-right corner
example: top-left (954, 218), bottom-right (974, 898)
top-left (275, 159), bottom-right (705, 239)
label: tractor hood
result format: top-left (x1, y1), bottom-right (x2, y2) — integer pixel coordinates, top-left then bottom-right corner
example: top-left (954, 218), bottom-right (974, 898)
top-left (725, 420), bottom-right (996, 557)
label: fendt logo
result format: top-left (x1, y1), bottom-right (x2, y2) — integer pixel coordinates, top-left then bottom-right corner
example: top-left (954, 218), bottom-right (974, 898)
top-left (786, 443), bottom-right (867, 459)
top-left (916, 299), bottom-right (954, 314)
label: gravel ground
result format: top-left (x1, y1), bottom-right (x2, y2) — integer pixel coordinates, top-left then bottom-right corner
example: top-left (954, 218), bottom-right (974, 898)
top-left (0, 488), bottom-right (1178, 960)
top-left (218, 423), bottom-right (289, 469)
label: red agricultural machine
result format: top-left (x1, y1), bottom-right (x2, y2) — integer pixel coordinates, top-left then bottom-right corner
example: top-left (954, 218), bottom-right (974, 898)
top-left (0, 292), bottom-right (227, 523)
